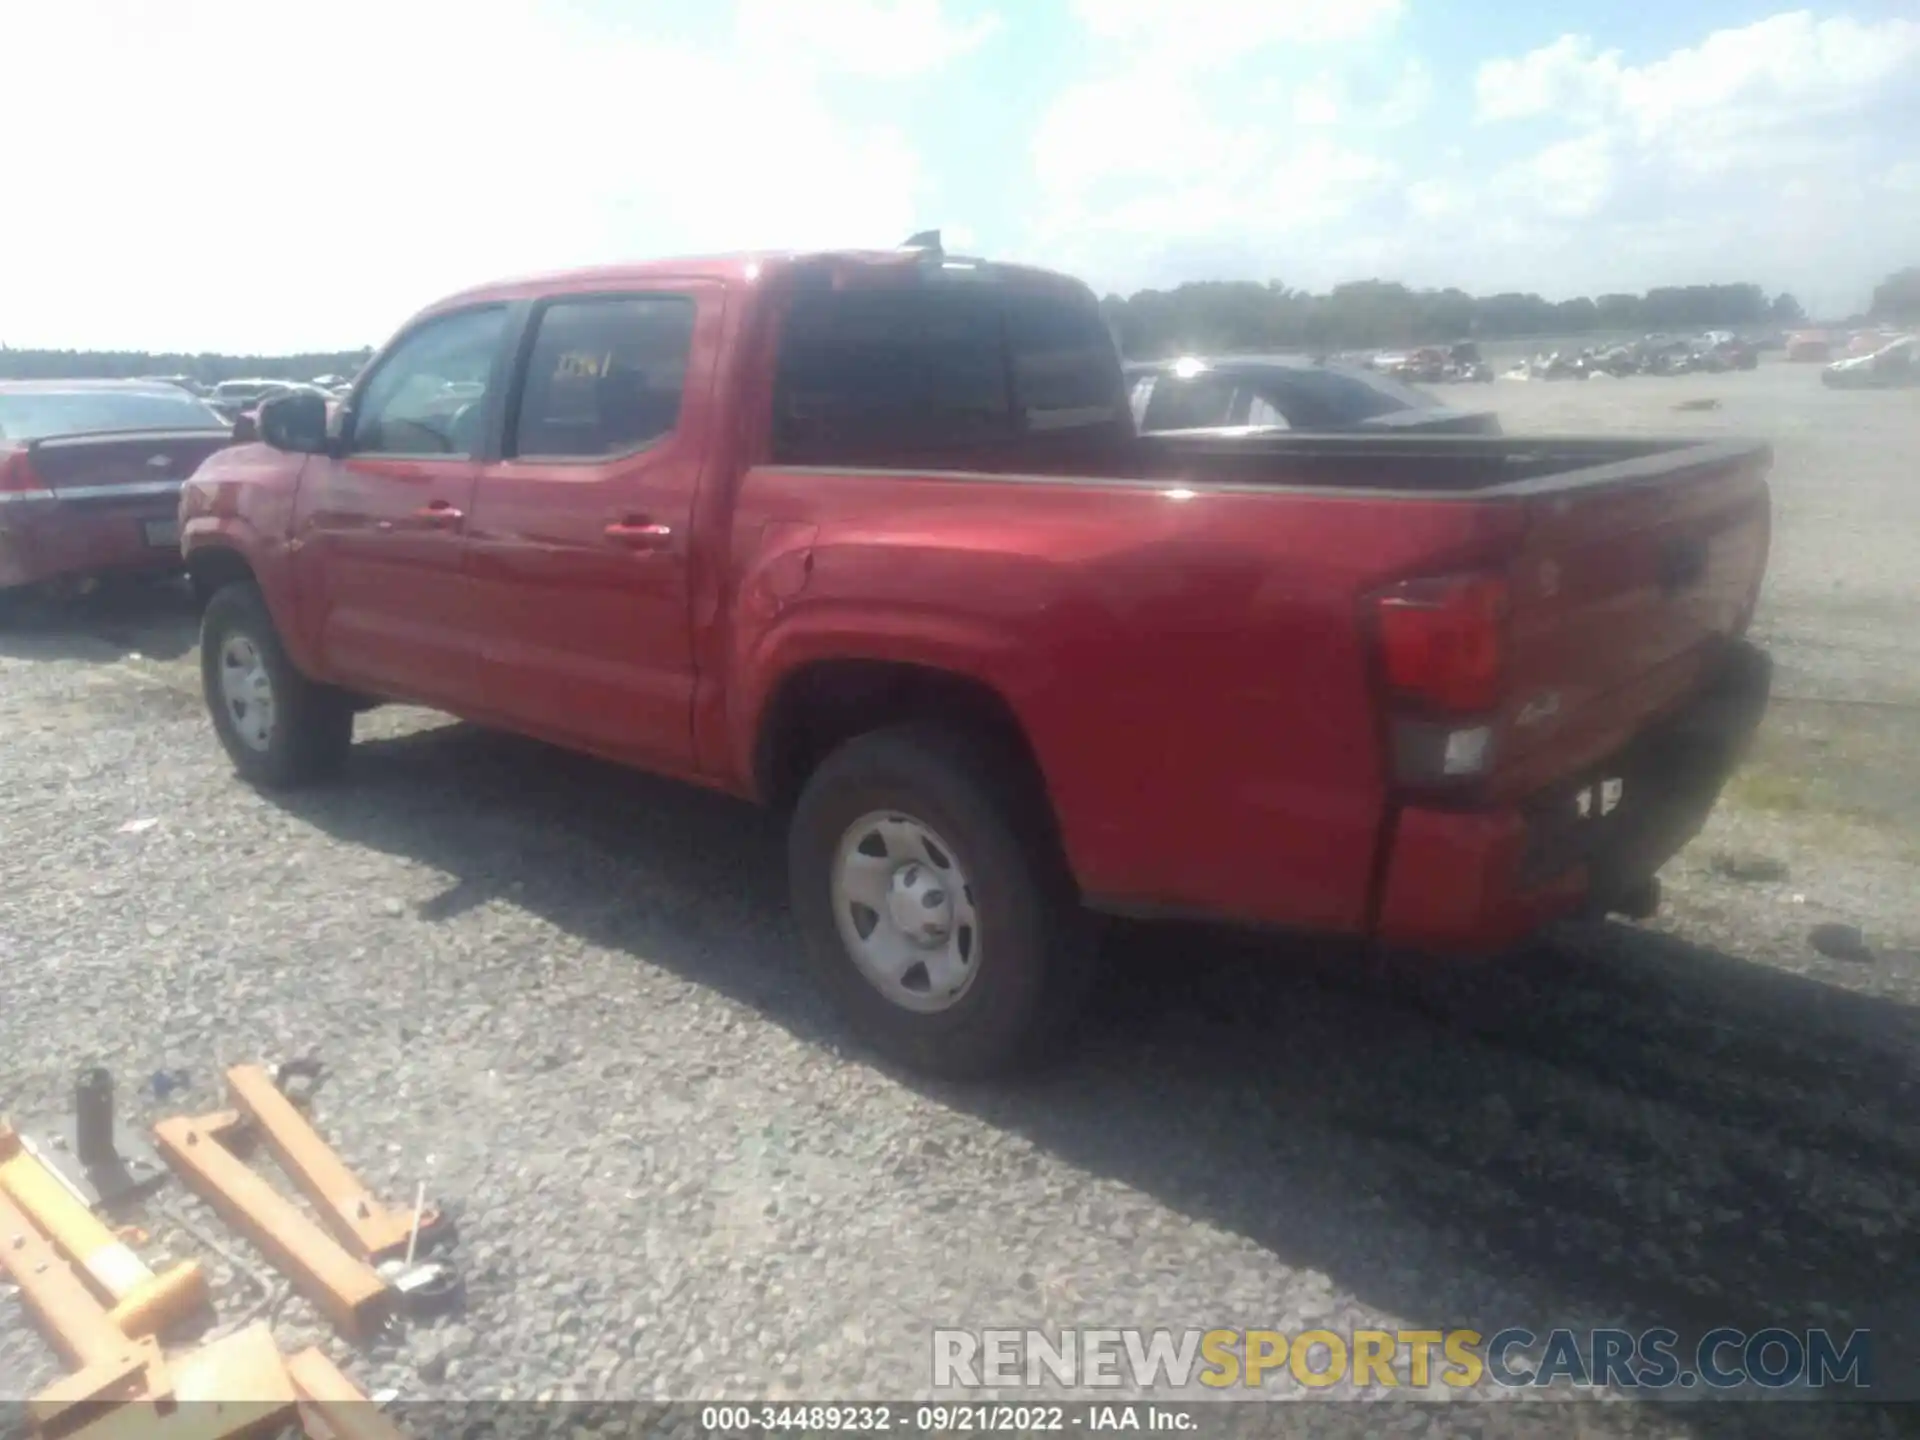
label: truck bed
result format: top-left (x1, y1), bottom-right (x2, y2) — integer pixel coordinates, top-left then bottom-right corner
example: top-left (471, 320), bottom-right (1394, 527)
top-left (813, 430), bottom-right (1772, 500)
top-left (737, 427), bottom-right (1771, 941)
top-left (1133, 432), bottom-right (1769, 498)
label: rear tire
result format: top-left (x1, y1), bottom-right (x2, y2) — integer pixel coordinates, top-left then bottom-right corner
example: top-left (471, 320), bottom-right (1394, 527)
top-left (200, 582), bottom-right (353, 788)
top-left (788, 724), bottom-right (1092, 1079)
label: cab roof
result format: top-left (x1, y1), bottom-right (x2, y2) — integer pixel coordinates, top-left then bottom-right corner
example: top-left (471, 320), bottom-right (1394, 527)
top-left (420, 248), bottom-right (1095, 317)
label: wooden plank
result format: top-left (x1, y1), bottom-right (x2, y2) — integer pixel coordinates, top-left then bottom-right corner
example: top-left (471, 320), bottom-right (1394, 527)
top-left (52, 1325), bottom-right (297, 1440)
top-left (0, 1189), bottom-right (130, 1369)
top-left (287, 1347), bottom-right (411, 1440)
top-left (27, 1339), bottom-right (167, 1436)
top-left (226, 1066), bottom-right (436, 1262)
top-left (151, 1116), bottom-right (390, 1341)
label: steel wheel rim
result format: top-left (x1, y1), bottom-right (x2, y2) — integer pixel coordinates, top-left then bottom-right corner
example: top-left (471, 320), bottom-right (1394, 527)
top-left (218, 634), bottom-right (275, 752)
top-left (831, 811), bottom-right (980, 1013)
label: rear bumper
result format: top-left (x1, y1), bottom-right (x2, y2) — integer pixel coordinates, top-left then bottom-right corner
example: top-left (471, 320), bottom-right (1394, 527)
top-left (0, 491), bottom-right (183, 591)
top-left (1373, 639), bottom-right (1772, 952)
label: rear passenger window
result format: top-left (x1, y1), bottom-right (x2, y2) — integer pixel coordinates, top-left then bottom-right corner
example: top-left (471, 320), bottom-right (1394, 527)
top-left (510, 295), bottom-right (695, 459)
top-left (770, 282), bottom-right (1126, 463)
top-left (1006, 298), bottom-right (1125, 432)
top-left (772, 289), bottom-right (1011, 460)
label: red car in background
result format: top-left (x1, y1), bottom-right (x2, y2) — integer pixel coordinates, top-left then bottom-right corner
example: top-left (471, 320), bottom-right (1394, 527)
top-left (0, 380), bottom-right (236, 602)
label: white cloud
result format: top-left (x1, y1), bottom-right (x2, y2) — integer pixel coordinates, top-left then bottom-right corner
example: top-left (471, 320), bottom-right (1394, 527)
top-left (1430, 10), bottom-right (1920, 313)
top-left (1497, 132), bottom-right (1619, 220)
top-left (1035, 8), bottom-right (1918, 314)
top-left (1476, 13), bottom-right (1920, 162)
top-left (1068, 0), bottom-right (1403, 68)
top-left (1293, 78), bottom-right (1345, 127)
top-left (1292, 61), bottom-right (1430, 129)
top-left (1407, 179), bottom-right (1470, 222)
top-left (1032, 0), bottom-right (1411, 289)
top-left (733, 0), bottom-right (1000, 77)
top-left (0, 0), bottom-right (966, 351)
top-left (1475, 35), bottom-right (1624, 124)
top-left (1613, 11), bottom-right (1920, 140)
top-left (1375, 61), bottom-right (1435, 129)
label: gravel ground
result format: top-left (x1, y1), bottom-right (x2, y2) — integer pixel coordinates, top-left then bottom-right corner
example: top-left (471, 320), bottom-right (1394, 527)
top-left (2, 363), bottom-right (1917, 1439)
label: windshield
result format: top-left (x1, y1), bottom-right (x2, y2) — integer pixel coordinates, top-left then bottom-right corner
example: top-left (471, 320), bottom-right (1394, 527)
top-left (0, 389), bottom-right (230, 442)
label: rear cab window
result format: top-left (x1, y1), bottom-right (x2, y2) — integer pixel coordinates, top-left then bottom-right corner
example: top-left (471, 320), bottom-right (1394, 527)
top-left (770, 271), bottom-right (1127, 464)
top-left (509, 295), bottom-right (697, 459)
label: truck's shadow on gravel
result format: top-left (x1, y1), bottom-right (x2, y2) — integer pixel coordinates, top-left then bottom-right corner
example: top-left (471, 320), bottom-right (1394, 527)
top-left (277, 722), bottom-right (1918, 1435)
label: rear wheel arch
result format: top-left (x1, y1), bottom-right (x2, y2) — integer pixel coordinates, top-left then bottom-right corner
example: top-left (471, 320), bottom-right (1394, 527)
top-left (751, 658), bottom-right (1067, 855)
top-left (784, 715), bottom-right (1094, 1078)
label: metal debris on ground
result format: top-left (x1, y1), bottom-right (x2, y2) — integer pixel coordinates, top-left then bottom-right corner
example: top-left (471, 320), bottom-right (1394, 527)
top-left (23, 1069), bottom-right (166, 1209)
top-left (1, 1062), bottom-right (447, 1435)
top-left (0, 1177), bottom-right (405, 1439)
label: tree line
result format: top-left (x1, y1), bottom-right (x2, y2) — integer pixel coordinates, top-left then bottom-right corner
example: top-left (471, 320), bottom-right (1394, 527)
top-left (3, 267), bottom-right (1914, 376)
top-left (0, 346), bottom-right (373, 383)
top-left (1098, 281), bottom-right (1818, 360)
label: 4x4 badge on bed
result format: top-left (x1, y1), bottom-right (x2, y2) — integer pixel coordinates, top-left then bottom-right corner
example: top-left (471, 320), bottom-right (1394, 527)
top-left (147, 454), bottom-right (171, 469)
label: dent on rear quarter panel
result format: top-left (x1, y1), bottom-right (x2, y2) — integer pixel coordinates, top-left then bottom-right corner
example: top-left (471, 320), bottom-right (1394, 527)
top-left (721, 476), bottom-right (1407, 932)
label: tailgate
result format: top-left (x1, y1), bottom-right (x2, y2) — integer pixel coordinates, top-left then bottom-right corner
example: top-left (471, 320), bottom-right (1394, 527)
top-left (1491, 443), bottom-right (1771, 798)
top-left (26, 429), bottom-right (234, 504)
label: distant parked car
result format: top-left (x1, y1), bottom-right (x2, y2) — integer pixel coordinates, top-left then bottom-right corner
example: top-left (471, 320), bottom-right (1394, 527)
top-left (1699, 335), bottom-right (1759, 371)
top-left (137, 374), bottom-right (209, 396)
top-left (207, 378), bottom-right (296, 419)
top-left (1125, 356), bottom-right (1501, 436)
top-left (0, 380), bottom-right (236, 602)
top-left (1822, 335), bottom-right (1918, 389)
top-left (1843, 330), bottom-right (1903, 358)
top-left (1785, 332), bottom-right (1833, 363)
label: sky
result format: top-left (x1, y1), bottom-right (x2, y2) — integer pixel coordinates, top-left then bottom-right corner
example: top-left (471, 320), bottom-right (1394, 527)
top-left (2, 0), bottom-right (1916, 353)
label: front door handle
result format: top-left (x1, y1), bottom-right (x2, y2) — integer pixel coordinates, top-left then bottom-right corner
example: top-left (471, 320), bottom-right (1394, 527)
top-left (605, 519), bottom-right (673, 550)
top-left (416, 502), bottom-right (464, 528)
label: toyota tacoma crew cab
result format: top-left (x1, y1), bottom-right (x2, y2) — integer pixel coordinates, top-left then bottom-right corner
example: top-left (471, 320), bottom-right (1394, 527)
top-left (179, 238), bottom-right (1773, 1077)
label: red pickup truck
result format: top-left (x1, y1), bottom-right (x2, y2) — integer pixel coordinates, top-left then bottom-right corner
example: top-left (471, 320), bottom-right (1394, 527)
top-left (179, 240), bottom-right (1773, 1077)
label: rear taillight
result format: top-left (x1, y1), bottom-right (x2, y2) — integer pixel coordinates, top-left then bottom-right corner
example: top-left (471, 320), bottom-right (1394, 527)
top-left (1370, 572), bottom-right (1508, 787)
top-left (1372, 573), bottom-right (1507, 712)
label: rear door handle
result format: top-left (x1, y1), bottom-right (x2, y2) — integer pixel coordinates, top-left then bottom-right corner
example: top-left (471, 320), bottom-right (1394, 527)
top-left (416, 501), bottom-right (464, 528)
top-left (605, 519), bottom-right (673, 550)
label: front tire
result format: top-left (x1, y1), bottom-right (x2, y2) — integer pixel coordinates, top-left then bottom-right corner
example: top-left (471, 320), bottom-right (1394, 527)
top-left (788, 724), bottom-right (1092, 1079)
top-left (200, 582), bottom-right (353, 788)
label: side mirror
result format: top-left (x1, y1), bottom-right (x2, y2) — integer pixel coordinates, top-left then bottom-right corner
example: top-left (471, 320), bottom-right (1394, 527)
top-left (257, 390), bottom-right (330, 454)
top-left (230, 410), bottom-right (259, 443)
